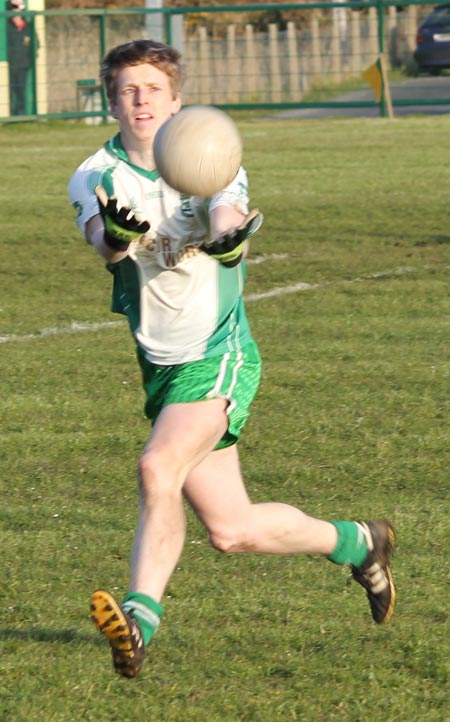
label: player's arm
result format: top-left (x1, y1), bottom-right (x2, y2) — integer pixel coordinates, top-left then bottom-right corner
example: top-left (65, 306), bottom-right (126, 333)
top-left (209, 205), bottom-right (246, 253)
top-left (86, 213), bottom-right (127, 263)
top-left (86, 186), bottom-right (150, 263)
top-left (203, 205), bottom-right (263, 267)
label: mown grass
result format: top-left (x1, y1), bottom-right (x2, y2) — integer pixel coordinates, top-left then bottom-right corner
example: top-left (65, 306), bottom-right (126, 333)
top-left (1, 115), bottom-right (449, 721)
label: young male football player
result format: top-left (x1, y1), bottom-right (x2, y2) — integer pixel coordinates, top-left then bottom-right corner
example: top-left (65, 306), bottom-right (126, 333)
top-left (68, 39), bottom-right (396, 679)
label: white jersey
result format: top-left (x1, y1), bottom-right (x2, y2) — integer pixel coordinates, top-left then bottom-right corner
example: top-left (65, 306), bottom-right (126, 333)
top-left (68, 133), bottom-right (254, 365)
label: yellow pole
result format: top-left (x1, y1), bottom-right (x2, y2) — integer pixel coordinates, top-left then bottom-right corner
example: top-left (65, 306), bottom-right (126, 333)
top-left (0, 61), bottom-right (10, 117)
top-left (28, 0), bottom-right (47, 115)
top-left (0, 3), bottom-right (10, 116)
top-left (379, 52), bottom-right (394, 120)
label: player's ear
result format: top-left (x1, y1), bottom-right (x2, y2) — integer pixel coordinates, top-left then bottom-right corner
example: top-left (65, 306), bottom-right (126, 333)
top-left (171, 93), bottom-right (182, 115)
top-left (110, 101), bottom-right (119, 120)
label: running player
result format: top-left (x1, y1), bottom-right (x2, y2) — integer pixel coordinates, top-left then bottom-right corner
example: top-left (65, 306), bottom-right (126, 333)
top-left (68, 39), bottom-right (396, 679)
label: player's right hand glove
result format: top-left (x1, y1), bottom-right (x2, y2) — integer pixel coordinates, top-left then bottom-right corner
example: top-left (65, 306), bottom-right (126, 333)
top-left (201, 209), bottom-right (264, 267)
top-left (95, 185), bottom-right (150, 251)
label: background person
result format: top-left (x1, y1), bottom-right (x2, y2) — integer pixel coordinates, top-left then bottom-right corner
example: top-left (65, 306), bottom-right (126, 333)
top-left (68, 39), bottom-right (396, 680)
top-left (6, 0), bottom-right (33, 115)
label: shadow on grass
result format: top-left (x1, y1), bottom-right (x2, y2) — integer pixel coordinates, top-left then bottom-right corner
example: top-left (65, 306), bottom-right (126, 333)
top-left (415, 235), bottom-right (450, 246)
top-left (0, 627), bottom-right (104, 645)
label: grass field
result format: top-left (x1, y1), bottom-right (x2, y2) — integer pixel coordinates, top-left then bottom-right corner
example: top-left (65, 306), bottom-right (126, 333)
top-left (1, 114), bottom-right (450, 722)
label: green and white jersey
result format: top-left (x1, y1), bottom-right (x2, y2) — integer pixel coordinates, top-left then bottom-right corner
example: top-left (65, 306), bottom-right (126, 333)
top-left (68, 134), bottom-right (253, 365)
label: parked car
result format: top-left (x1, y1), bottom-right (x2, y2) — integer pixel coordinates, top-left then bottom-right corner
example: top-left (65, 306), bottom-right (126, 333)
top-left (415, 4), bottom-right (450, 74)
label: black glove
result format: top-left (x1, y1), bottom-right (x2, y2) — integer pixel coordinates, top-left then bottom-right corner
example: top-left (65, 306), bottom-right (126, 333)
top-left (95, 185), bottom-right (150, 251)
top-left (201, 209), bottom-right (264, 267)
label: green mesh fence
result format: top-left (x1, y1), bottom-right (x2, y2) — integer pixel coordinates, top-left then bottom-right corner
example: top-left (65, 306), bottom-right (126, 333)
top-left (0, 2), bottom-right (448, 122)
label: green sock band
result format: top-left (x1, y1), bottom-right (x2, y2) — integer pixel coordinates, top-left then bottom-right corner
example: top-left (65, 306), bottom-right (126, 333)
top-left (122, 592), bottom-right (163, 646)
top-left (327, 521), bottom-right (368, 567)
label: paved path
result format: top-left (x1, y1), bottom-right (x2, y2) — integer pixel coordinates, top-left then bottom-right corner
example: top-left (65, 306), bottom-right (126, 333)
top-left (271, 76), bottom-right (450, 119)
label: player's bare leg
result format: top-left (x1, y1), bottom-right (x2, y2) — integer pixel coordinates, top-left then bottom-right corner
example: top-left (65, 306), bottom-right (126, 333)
top-left (91, 398), bottom-right (228, 677)
top-left (184, 445), bottom-right (395, 623)
top-left (183, 445), bottom-right (338, 555)
top-left (130, 399), bottom-right (228, 600)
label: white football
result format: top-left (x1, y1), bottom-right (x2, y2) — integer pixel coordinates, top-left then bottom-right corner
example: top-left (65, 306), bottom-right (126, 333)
top-left (153, 105), bottom-right (243, 197)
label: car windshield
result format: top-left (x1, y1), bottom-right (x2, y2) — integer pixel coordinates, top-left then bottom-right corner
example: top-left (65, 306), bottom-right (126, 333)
top-left (424, 5), bottom-right (450, 26)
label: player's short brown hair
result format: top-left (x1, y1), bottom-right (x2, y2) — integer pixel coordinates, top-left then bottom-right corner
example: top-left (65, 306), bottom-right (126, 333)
top-left (101, 39), bottom-right (186, 101)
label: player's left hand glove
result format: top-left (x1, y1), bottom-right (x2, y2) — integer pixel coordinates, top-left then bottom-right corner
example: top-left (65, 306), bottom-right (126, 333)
top-left (95, 185), bottom-right (150, 251)
top-left (201, 209), bottom-right (264, 267)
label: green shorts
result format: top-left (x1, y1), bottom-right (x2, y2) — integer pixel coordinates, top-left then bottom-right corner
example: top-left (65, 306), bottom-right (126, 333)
top-left (137, 340), bottom-right (261, 449)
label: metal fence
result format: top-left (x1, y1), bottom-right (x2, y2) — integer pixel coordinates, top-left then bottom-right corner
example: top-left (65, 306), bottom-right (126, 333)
top-left (0, 1), bottom-right (448, 123)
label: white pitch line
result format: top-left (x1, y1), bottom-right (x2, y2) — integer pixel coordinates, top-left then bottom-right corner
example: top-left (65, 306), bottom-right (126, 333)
top-left (0, 320), bottom-right (126, 345)
top-left (246, 281), bottom-right (320, 302)
top-left (246, 265), bottom-right (416, 303)
top-left (0, 265), bottom-right (417, 346)
top-left (246, 253), bottom-right (289, 265)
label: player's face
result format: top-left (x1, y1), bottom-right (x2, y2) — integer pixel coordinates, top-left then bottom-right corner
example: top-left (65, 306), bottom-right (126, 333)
top-left (111, 63), bottom-right (181, 144)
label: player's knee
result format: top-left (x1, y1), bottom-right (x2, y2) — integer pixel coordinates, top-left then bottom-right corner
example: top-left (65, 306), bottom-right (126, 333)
top-left (137, 455), bottom-right (155, 500)
top-left (137, 450), bottom-right (177, 499)
top-left (209, 525), bottom-right (256, 554)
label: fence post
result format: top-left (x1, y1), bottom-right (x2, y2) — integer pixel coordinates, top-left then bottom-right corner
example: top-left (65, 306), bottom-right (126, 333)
top-left (199, 26), bottom-right (210, 104)
top-left (227, 24), bottom-right (238, 103)
top-left (245, 24), bottom-right (257, 99)
top-left (331, 10), bottom-right (342, 83)
top-left (298, 26), bottom-right (310, 95)
top-left (368, 6), bottom-right (378, 59)
top-left (387, 5), bottom-right (397, 69)
top-left (311, 16), bottom-right (321, 80)
top-left (145, 0), bottom-right (164, 42)
top-left (287, 21), bottom-right (301, 101)
top-left (406, 4), bottom-right (417, 62)
top-left (168, 12), bottom-right (184, 55)
top-left (351, 10), bottom-right (361, 76)
top-left (269, 23), bottom-right (282, 102)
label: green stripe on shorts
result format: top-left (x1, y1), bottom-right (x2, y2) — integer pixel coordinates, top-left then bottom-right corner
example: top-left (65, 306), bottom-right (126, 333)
top-left (137, 340), bottom-right (261, 449)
